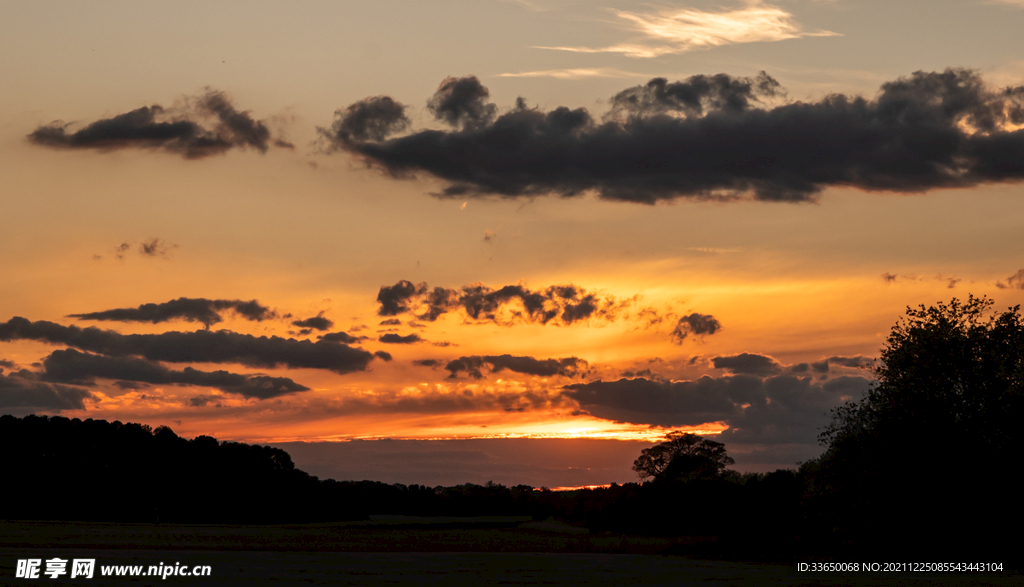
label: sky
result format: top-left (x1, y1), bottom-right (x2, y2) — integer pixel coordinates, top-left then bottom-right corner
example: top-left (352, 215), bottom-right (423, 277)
top-left (2, 0), bottom-right (1024, 486)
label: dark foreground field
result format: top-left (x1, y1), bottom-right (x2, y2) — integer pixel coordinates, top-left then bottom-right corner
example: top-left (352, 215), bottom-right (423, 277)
top-left (2, 519), bottom-right (1019, 586)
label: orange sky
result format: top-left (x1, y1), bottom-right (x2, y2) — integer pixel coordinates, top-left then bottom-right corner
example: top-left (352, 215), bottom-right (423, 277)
top-left (2, 0), bottom-right (1024, 484)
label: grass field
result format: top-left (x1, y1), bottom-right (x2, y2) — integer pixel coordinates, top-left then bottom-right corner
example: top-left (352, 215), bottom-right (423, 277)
top-left (2, 519), bottom-right (1018, 586)
top-left (0, 518), bottom-right (673, 554)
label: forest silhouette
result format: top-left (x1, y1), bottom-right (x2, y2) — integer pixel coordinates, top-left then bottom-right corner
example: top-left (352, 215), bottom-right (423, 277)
top-left (3, 297), bottom-right (1020, 560)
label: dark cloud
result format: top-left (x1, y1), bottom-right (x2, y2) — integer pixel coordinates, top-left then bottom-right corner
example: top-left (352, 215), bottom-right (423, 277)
top-left (670, 313), bottom-right (722, 343)
top-left (292, 312), bottom-right (334, 332)
top-left (564, 376), bottom-right (741, 427)
top-left (996, 269), bottom-right (1024, 289)
top-left (112, 243), bottom-right (132, 260)
top-left (295, 384), bottom-right (569, 419)
top-left (0, 359), bottom-right (15, 369)
top-left (445, 355), bottom-right (589, 380)
top-left (189, 374), bottom-right (303, 401)
top-left (712, 353), bottom-right (783, 376)
top-left (379, 333), bottom-right (423, 344)
top-left (376, 279), bottom-right (632, 325)
top-left (0, 369), bottom-right (92, 411)
top-left (883, 272), bottom-right (961, 288)
top-left (97, 240), bottom-right (176, 261)
top-left (28, 90), bottom-right (280, 159)
top-left (790, 361), bottom-right (829, 374)
top-left (635, 307), bottom-right (666, 328)
top-left (427, 76), bottom-right (498, 129)
top-left (722, 376), bottom-right (871, 445)
top-left (113, 380), bottom-right (149, 390)
top-left (326, 69), bottom-right (1024, 202)
top-left (40, 348), bottom-right (308, 399)
top-left (189, 395), bottom-right (221, 408)
top-left (319, 95), bottom-right (409, 145)
top-left (414, 359), bottom-right (443, 368)
top-left (620, 368), bottom-right (654, 378)
top-left (197, 90), bottom-right (272, 152)
top-left (564, 374), bottom-right (871, 445)
top-left (139, 238), bottom-right (176, 257)
top-left (376, 280), bottom-right (427, 316)
top-left (826, 355), bottom-right (874, 369)
top-left (0, 317), bottom-right (377, 375)
top-left (319, 331), bottom-right (365, 344)
top-left (379, 318), bottom-right (402, 326)
top-left (69, 297), bottom-right (276, 328)
top-left (608, 72), bottom-right (782, 119)
top-left (374, 351), bottom-right (393, 362)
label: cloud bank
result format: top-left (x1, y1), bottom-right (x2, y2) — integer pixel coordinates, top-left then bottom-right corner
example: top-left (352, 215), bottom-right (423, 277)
top-left (1, 370), bottom-right (93, 412)
top-left (0, 317), bottom-right (377, 375)
top-left (323, 69), bottom-right (1024, 203)
top-left (565, 373), bottom-right (871, 445)
top-left (41, 348), bottom-right (308, 399)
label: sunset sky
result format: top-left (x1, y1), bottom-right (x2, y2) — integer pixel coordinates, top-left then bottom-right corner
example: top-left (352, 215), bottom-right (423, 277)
top-left (2, 0), bottom-right (1023, 487)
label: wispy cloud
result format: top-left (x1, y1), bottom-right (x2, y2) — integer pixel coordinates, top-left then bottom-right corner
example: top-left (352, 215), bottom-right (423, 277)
top-left (988, 0), bottom-right (1024, 8)
top-left (535, 3), bottom-right (839, 58)
top-left (996, 269), bottom-right (1024, 289)
top-left (497, 68), bottom-right (646, 79)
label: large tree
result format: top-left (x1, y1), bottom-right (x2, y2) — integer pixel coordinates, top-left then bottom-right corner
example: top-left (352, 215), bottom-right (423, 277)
top-left (633, 432), bottom-right (734, 482)
top-left (809, 296), bottom-right (1023, 554)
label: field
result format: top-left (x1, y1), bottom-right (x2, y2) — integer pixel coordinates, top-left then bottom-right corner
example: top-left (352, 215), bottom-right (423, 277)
top-left (2, 519), bottom-right (1019, 586)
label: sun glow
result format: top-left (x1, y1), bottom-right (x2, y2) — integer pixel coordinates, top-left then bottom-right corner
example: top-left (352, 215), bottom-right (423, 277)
top-left (250, 421), bottom-right (728, 444)
top-left (543, 484), bottom-right (613, 492)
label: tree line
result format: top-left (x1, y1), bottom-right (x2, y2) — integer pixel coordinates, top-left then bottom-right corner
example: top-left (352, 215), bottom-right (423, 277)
top-left (0, 413), bottom-right (803, 545)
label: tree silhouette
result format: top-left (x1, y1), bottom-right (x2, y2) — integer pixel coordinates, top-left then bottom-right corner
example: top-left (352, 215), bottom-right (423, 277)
top-left (632, 432), bottom-right (734, 482)
top-left (810, 296), bottom-right (1023, 555)
top-left (822, 296), bottom-right (1023, 452)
